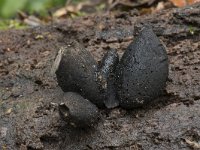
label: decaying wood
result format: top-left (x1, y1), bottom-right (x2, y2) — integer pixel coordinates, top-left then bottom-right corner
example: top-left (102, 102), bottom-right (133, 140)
top-left (0, 3), bottom-right (200, 150)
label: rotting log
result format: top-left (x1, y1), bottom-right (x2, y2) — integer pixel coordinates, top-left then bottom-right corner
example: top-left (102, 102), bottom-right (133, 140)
top-left (0, 3), bottom-right (200, 150)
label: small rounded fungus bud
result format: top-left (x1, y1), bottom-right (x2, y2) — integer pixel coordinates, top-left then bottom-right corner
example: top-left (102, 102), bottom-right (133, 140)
top-left (59, 92), bottom-right (99, 128)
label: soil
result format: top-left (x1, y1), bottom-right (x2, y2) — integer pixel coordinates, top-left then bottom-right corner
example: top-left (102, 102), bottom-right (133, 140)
top-left (0, 3), bottom-right (200, 150)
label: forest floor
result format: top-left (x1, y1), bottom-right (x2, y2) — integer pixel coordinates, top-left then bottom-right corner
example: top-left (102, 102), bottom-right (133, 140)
top-left (0, 2), bottom-right (200, 150)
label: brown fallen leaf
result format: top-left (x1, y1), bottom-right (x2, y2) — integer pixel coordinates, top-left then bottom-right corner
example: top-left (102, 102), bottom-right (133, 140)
top-left (18, 11), bottom-right (43, 26)
top-left (169, 0), bottom-right (200, 7)
top-left (185, 139), bottom-right (200, 149)
top-left (155, 2), bottom-right (165, 11)
top-left (5, 108), bottom-right (12, 115)
top-left (24, 16), bottom-right (43, 27)
top-left (53, 0), bottom-right (100, 18)
top-left (2, 145), bottom-right (7, 150)
top-left (108, 0), bottom-right (150, 11)
top-left (169, 0), bottom-right (186, 7)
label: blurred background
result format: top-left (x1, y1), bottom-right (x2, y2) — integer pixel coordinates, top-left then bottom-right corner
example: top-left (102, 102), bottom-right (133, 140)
top-left (0, 0), bottom-right (199, 29)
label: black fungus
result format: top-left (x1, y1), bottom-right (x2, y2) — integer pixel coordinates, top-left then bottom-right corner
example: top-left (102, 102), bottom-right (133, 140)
top-left (54, 25), bottom-right (169, 122)
top-left (59, 92), bottom-right (99, 128)
top-left (54, 40), bottom-right (104, 107)
top-left (98, 49), bottom-right (119, 108)
top-left (116, 26), bottom-right (169, 109)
